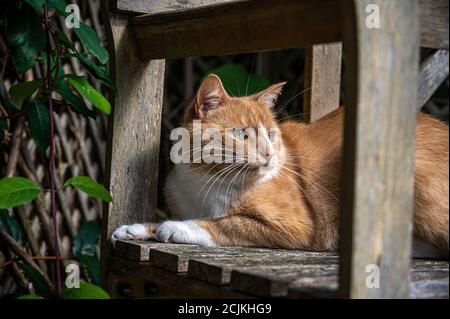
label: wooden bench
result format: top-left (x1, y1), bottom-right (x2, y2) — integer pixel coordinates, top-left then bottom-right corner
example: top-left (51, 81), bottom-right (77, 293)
top-left (99, 0), bottom-right (449, 298)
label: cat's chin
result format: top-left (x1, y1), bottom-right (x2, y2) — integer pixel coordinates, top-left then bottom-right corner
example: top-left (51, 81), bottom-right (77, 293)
top-left (258, 164), bottom-right (279, 183)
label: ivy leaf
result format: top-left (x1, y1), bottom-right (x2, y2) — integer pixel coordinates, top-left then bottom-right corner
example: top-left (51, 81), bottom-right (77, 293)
top-left (27, 101), bottom-right (51, 152)
top-left (7, 5), bottom-right (45, 73)
top-left (63, 281), bottom-right (109, 299)
top-left (9, 80), bottom-right (43, 110)
top-left (0, 209), bottom-right (25, 245)
top-left (64, 176), bottom-right (112, 202)
top-left (56, 80), bottom-right (97, 119)
top-left (66, 75), bottom-right (111, 115)
top-left (74, 52), bottom-right (115, 90)
top-left (17, 261), bottom-right (52, 299)
top-left (73, 22), bottom-right (108, 65)
top-left (0, 177), bottom-right (41, 209)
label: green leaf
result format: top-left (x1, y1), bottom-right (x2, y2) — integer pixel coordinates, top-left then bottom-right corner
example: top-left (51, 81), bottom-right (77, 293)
top-left (27, 101), bottom-right (51, 152)
top-left (209, 64), bottom-right (269, 97)
top-left (73, 22), bottom-right (108, 65)
top-left (73, 221), bottom-right (100, 284)
top-left (7, 5), bottom-right (45, 73)
top-left (63, 281), bottom-right (109, 299)
top-left (64, 176), bottom-right (112, 202)
top-left (9, 80), bottom-right (43, 110)
top-left (56, 31), bottom-right (75, 50)
top-left (74, 52), bottom-right (115, 90)
top-left (0, 209), bottom-right (25, 245)
top-left (56, 80), bottom-right (96, 119)
top-left (25, 0), bottom-right (67, 12)
top-left (17, 261), bottom-right (52, 299)
top-left (0, 177), bottom-right (41, 209)
top-left (17, 294), bottom-right (44, 299)
top-left (66, 75), bottom-right (111, 115)
top-left (77, 255), bottom-right (100, 285)
top-left (73, 221), bottom-right (100, 256)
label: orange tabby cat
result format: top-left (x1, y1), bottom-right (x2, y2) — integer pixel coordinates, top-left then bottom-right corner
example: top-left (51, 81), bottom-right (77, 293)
top-left (112, 74), bottom-right (449, 255)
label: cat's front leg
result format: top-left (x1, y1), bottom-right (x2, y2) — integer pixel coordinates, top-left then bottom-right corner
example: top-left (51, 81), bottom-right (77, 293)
top-left (155, 220), bottom-right (216, 246)
top-left (110, 223), bottom-right (159, 244)
top-left (110, 221), bottom-right (216, 247)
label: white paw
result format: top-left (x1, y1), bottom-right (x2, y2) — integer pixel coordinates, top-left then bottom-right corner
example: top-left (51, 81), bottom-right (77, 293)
top-left (110, 224), bottom-right (150, 245)
top-left (156, 221), bottom-right (215, 247)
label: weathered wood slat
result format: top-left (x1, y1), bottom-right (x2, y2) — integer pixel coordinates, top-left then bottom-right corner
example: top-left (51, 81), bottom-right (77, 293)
top-left (113, 240), bottom-right (196, 261)
top-left (108, 255), bottom-right (252, 298)
top-left (189, 253), bottom-right (338, 286)
top-left (131, 0), bottom-right (343, 60)
top-left (129, 0), bottom-right (445, 60)
top-left (113, 0), bottom-right (239, 14)
top-left (419, 0), bottom-right (449, 49)
top-left (99, 1), bottom-right (165, 287)
top-left (339, 0), bottom-right (419, 298)
top-left (418, 50), bottom-right (450, 110)
top-left (303, 42), bottom-right (342, 122)
top-left (231, 264), bottom-right (339, 297)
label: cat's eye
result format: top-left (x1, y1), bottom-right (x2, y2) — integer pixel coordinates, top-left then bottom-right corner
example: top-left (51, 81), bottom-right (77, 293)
top-left (234, 128), bottom-right (246, 140)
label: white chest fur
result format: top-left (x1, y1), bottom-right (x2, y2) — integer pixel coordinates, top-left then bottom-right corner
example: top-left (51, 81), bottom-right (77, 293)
top-left (164, 164), bottom-right (241, 220)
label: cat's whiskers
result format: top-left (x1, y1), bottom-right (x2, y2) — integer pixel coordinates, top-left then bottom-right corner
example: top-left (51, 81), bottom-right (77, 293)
top-left (200, 164), bottom-right (242, 216)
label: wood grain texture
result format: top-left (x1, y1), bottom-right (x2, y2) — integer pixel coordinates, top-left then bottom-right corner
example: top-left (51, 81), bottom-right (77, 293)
top-left (418, 50), bottom-right (449, 109)
top-left (108, 255), bottom-right (252, 298)
top-left (339, 0), bottom-right (419, 298)
top-left (303, 42), bottom-right (342, 122)
top-left (419, 0), bottom-right (449, 49)
top-left (114, 0), bottom-right (240, 14)
top-left (99, 0), bottom-right (165, 288)
top-left (131, 0), bottom-right (343, 59)
top-left (129, 0), bottom-right (445, 59)
top-left (113, 240), bottom-right (196, 261)
top-left (189, 253), bottom-right (338, 286)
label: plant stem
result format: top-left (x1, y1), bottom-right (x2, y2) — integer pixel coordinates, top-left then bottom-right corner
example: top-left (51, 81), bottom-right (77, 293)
top-left (44, 3), bottom-right (62, 299)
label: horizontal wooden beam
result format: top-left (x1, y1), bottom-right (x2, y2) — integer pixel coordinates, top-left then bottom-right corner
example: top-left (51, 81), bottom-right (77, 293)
top-left (128, 0), bottom-right (447, 60)
top-left (131, 0), bottom-right (343, 60)
top-left (418, 50), bottom-right (449, 110)
top-left (113, 0), bottom-right (240, 15)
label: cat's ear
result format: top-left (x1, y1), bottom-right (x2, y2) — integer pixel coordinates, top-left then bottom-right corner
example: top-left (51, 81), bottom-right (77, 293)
top-left (251, 82), bottom-right (286, 108)
top-left (195, 74), bottom-right (230, 119)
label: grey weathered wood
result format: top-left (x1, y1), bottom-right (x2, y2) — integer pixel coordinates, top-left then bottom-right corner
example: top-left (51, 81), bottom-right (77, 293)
top-left (114, 0), bottom-right (239, 14)
top-left (99, 0), bottom-right (165, 288)
top-left (129, 0), bottom-right (445, 59)
top-left (418, 50), bottom-right (449, 110)
top-left (303, 42), bottom-right (342, 122)
top-left (231, 264), bottom-right (339, 297)
top-left (113, 240), bottom-right (196, 261)
top-left (339, 0), bottom-right (419, 298)
top-left (108, 255), bottom-right (252, 298)
top-left (131, 0), bottom-right (343, 60)
top-left (190, 253), bottom-right (338, 286)
top-left (147, 244), bottom-right (326, 273)
top-left (419, 0), bottom-right (449, 49)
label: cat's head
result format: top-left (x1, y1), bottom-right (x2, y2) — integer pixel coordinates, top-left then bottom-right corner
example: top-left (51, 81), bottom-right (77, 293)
top-left (182, 74), bottom-right (286, 184)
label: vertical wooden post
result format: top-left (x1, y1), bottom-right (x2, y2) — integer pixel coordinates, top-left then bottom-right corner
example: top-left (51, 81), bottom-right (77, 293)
top-left (99, 1), bottom-right (165, 289)
top-left (303, 42), bottom-right (342, 122)
top-left (339, 0), bottom-right (419, 298)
